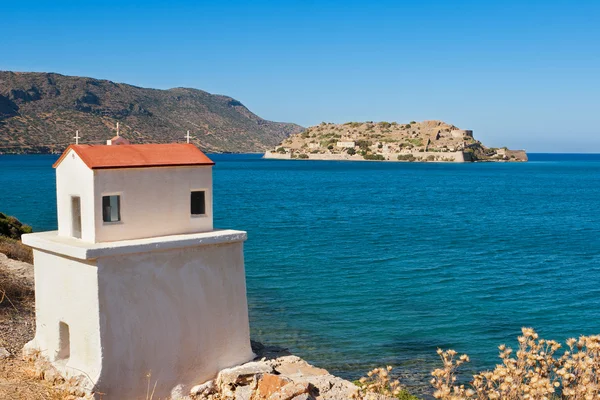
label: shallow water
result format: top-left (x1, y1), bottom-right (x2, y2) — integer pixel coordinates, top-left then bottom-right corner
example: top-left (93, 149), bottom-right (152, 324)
top-left (1, 153), bottom-right (599, 392)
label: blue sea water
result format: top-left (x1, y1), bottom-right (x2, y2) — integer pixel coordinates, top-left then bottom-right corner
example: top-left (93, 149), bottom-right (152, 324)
top-left (1, 154), bottom-right (600, 392)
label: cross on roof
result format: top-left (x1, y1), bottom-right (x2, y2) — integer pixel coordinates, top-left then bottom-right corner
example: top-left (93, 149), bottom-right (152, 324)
top-left (74, 130), bottom-right (81, 145)
top-left (186, 130), bottom-right (191, 144)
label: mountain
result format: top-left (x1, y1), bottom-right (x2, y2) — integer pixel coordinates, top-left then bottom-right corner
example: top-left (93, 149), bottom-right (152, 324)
top-left (265, 120), bottom-right (527, 162)
top-left (0, 71), bottom-right (303, 153)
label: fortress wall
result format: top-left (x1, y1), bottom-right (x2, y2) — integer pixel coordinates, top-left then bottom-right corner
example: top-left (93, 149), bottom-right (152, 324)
top-left (450, 130), bottom-right (473, 138)
top-left (265, 151), bottom-right (469, 162)
top-left (306, 153), bottom-right (364, 161)
top-left (392, 151), bottom-right (467, 162)
top-left (263, 151), bottom-right (291, 159)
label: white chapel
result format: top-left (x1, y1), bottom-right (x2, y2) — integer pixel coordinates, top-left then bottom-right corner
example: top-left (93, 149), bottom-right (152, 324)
top-left (22, 140), bottom-right (254, 399)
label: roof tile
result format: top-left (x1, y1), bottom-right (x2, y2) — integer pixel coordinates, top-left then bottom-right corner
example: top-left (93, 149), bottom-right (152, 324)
top-left (53, 143), bottom-right (214, 169)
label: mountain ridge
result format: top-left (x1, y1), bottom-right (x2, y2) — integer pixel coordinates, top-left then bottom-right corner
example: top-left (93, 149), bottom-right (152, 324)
top-left (0, 71), bottom-right (304, 153)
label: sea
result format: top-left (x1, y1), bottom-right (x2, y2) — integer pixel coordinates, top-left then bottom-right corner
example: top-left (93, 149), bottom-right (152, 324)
top-left (1, 153), bottom-right (600, 393)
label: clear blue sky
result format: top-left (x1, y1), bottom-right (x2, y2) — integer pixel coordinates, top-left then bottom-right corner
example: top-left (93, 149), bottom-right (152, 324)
top-left (2, 0), bottom-right (599, 152)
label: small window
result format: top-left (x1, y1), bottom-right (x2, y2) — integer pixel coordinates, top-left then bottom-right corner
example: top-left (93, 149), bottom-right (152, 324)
top-left (71, 196), bottom-right (82, 239)
top-left (57, 321), bottom-right (70, 361)
top-left (191, 191), bottom-right (206, 216)
top-left (102, 195), bottom-right (121, 222)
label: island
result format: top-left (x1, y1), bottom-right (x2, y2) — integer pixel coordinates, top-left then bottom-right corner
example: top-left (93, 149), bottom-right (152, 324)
top-left (264, 120), bottom-right (527, 162)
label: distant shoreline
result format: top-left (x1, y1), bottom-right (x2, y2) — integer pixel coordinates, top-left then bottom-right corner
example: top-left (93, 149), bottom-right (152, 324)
top-left (266, 120), bottom-right (528, 163)
top-left (263, 150), bottom-right (527, 163)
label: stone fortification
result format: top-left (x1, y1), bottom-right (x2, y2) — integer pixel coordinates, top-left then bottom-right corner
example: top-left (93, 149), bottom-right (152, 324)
top-left (266, 150), bottom-right (470, 162)
top-left (265, 120), bottom-right (527, 163)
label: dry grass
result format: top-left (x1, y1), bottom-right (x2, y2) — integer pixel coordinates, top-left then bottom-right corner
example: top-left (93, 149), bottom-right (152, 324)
top-left (431, 327), bottom-right (600, 399)
top-left (0, 357), bottom-right (73, 400)
top-left (0, 267), bottom-right (34, 312)
top-left (0, 237), bottom-right (33, 264)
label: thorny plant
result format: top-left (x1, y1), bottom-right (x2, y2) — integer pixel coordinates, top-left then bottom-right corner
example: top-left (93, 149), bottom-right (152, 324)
top-left (352, 366), bottom-right (405, 399)
top-left (431, 327), bottom-right (600, 400)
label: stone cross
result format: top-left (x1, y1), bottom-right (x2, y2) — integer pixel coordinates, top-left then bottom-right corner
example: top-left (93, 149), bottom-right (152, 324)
top-left (116, 122), bottom-right (120, 137)
top-left (74, 130), bottom-right (80, 145)
top-left (186, 130), bottom-right (191, 144)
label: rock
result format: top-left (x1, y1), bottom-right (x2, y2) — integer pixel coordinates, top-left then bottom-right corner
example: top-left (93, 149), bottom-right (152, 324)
top-left (42, 366), bottom-right (63, 384)
top-left (235, 384), bottom-right (253, 400)
top-left (268, 382), bottom-right (312, 400)
top-left (218, 361), bottom-right (274, 385)
top-left (252, 374), bottom-right (290, 399)
top-left (0, 347), bottom-right (10, 359)
top-left (292, 375), bottom-right (358, 400)
top-left (272, 356), bottom-right (328, 378)
top-left (189, 345), bottom-right (367, 400)
top-left (191, 380), bottom-right (215, 396)
top-left (170, 383), bottom-right (191, 399)
top-left (218, 361), bottom-right (273, 397)
top-left (290, 394), bottom-right (316, 400)
top-left (251, 374), bottom-right (314, 400)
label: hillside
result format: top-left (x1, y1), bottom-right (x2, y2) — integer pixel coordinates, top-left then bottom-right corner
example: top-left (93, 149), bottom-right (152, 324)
top-left (265, 120), bottom-right (527, 162)
top-left (0, 71), bottom-right (303, 153)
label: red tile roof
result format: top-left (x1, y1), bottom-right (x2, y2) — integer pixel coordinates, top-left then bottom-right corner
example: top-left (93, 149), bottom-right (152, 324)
top-left (53, 143), bottom-right (214, 169)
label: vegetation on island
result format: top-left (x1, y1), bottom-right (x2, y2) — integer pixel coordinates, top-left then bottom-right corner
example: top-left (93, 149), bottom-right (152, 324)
top-left (267, 120), bottom-right (528, 163)
top-left (0, 71), bottom-right (304, 154)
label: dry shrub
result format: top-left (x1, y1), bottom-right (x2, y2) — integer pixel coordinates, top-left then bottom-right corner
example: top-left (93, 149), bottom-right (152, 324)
top-left (353, 366), bottom-right (419, 399)
top-left (0, 236), bottom-right (33, 263)
top-left (0, 265), bottom-right (34, 309)
top-left (0, 356), bottom-right (74, 400)
top-left (431, 327), bottom-right (600, 399)
top-left (0, 212), bottom-right (32, 239)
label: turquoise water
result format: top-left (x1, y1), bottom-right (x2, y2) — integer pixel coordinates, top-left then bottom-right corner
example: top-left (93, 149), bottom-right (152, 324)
top-left (1, 154), bottom-right (600, 392)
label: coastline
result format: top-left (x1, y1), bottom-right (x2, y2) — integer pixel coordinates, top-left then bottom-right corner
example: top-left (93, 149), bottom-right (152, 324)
top-left (263, 150), bottom-right (528, 163)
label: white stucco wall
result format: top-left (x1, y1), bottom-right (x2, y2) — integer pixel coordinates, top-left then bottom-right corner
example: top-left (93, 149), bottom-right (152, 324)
top-left (93, 166), bottom-right (213, 242)
top-left (56, 158), bottom-right (214, 243)
top-left (24, 250), bottom-right (102, 383)
top-left (56, 150), bottom-right (95, 242)
top-left (22, 230), bottom-right (254, 399)
top-left (96, 241), bottom-right (253, 398)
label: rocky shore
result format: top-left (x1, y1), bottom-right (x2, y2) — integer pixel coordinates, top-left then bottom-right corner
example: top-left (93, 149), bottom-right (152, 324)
top-left (189, 341), bottom-right (373, 399)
